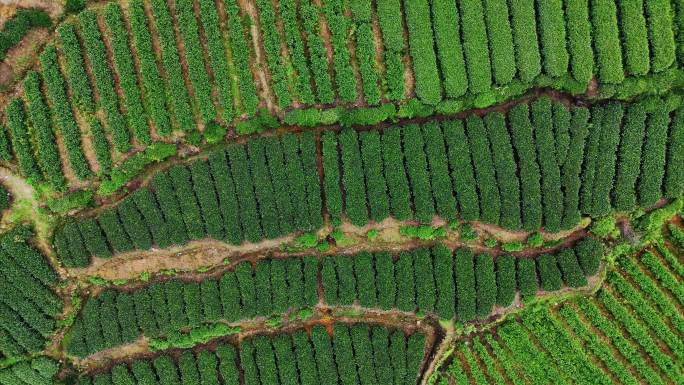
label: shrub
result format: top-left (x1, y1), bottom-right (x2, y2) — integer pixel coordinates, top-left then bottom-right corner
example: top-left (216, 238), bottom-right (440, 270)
top-left (459, 0), bottom-right (492, 93)
top-left (339, 129), bottom-right (368, 226)
top-left (644, 0), bottom-right (676, 72)
top-left (433, 245), bottom-right (455, 319)
top-left (22, 71), bottom-right (65, 189)
top-left (78, 218), bottom-right (111, 259)
top-left (536, 254), bottom-right (563, 291)
top-left (168, 165), bottom-right (204, 240)
top-left (97, 209), bottom-right (133, 254)
top-left (556, 249), bottom-right (587, 288)
top-left (128, 0), bottom-right (171, 135)
top-left (485, 112), bottom-right (521, 229)
top-left (56, 23), bottom-right (94, 113)
top-left (431, 0), bottom-right (467, 97)
top-left (516, 258), bottom-right (538, 298)
top-left (574, 236), bottom-right (602, 276)
top-left (465, 116), bottom-right (500, 225)
top-left (475, 253), bottom-right (496, 318)
top-left (614, 103), bottom-right (646, 211)
top-left (39, 47), bottom-right (94, 179)
top-left (508, 0), bottom-right (541, 82)
top-left (404, 0), bottom-right (442, 104)
top-left (531, 98), bottom-right (562, 232)
top-left (375, 0), bottom-right (405, 100)
top-left (562, 118), bottom-right (591, 226)
top-left (442, 120), bottom-right (479, 221)
top-left (483, 0), bottom-right (515, 85)
top-left (132, 189), bottom-right (171, 249)
top-left (664, 107), bottom-right (684, 198)
top-left (403, 124), bottom-right (435, 224)
top-left (495, 255), bottom-right (516, 307)
top-left (299, 132), bottom-right (323, 229)
top-left (0, 9), bottom-right (51, 59)
top-left (591, 0), bottom-right (624, 83)
top-left (381, 127), bottom-right (412, 220)
top-left (5, 98), bottom-right (41, 182)
top-left (198, 0), bottom-right (234, 121)
top-left (359, 131), bottom-right (390, 222)
top-left (321, 0), bottom-right (356, 102)
top-left (414, 248), bottom-right (436, 313)
top-left (537, 0), bottom-right (568, 77)
top-left (227, 145), bottom-right (262, 242)
top-left (509, 104), bottom-right (542, 230)
top-left (396, 252), bottom-right (416, 312)
top-left (151, 172), bottom-right (189, 246)
top-left (590, 102), bottom-right (622, 216)
top-left (422, 123), bottom-right (456, 221)
top-left (565, 0), bottom-right (594, 83)
top-left (103, 3), bottom-right (150, 144)
top-left (78, 10), bottom-right (131, 152)
top-left (149, 0), bottom-right (195, 131)
top-left (638, 104), bottom-right (669, 207)
top-left (455, 248), bottom-right (476, 321)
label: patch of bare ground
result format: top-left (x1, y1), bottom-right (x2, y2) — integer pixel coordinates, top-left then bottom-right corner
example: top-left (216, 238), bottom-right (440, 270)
top-left (70, 235), bottom-right (295, 281)
top-left (237, 0), bottom-right (276, 114)
top-left (72, 307), bottom-right (440, 375)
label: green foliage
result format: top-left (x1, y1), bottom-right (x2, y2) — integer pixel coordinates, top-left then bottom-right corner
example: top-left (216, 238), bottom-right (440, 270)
top-left (128, 0), bottom-right (171, 136)
top-left (0, 9), bottom-right (50, 57)
top-left (149, 0), bottom-right (195, 132)
top-left (508, 0), bottom-right (541, 82)
top-left (592, 0), bottom-right (624, 83)
top-left (78, 10), bottom-right (130, 152)
top-left (98, 144), bottom-right (177, 196)
top-left (509, 104), bottom-right (542, 231)
top-left (404, 0), bottom-right (441, 104)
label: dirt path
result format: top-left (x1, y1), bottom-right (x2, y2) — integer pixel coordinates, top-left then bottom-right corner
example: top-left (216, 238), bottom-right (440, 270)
top-left (73, 307), bottom-right (440, 373)
top-left (68, 212), bottom-right (589, 283)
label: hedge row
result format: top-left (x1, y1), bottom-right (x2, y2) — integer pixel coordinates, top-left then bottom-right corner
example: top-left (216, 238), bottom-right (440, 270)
top-left (53, 97), bottom-right (684, 264)
top-left (103, 3), bottom-right (150, 145)
top-left (405, 0), bottom-right (441, 104)
top-left (77, 11), bottom-right (131, 152)
top-left (322, 0), bottom-right (356, 103)
top-left (0, 228), bottom-right (62, 358)
top-left (67, 239), bottom-right (601, 356)
top-left (279, 0), bottom-right (314, 105)
top-left (75, 324), bottom-right (425, 385)
top-left (128, 0), bottom-right (172, 136)
top-left (376, 0), bottom-right (405, 101)
top-left (21, 71), bottom-right (65, 189)
top-left (256, 0), bottom-right (292, 109)
top-left (0, 358), bottom-right (59, 385)
top-left (54, 135), bottom-right (322, 266)
top-left (300, 0), bottom-right (334, 104)
top-left (176, 0), bottom-right (216, 124)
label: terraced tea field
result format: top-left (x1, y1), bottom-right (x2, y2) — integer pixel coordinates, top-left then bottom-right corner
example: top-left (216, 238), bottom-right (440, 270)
top-left (0, 0), bottom-right (682, 384)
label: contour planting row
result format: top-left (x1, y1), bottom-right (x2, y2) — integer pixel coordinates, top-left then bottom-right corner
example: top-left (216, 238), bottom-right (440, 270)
top-left (74, 323), bottom-right (426, 385)
top-left (404, 0), bottom-right (681, 104)
top-left (0, 357), bottom-right (59, 385)
top-left (53, 95), bottom-right (684, 266)
top-left (0, 228), bottom-right (63, 360)
top-left (65, 239), bottom-right (601, 357)
top-left (0, 0), bottom-right (260, 188)
top-left (54, 131), bottom-right (321, 268)
top-left (437, 244), bottom-right (684, 385)
top-left (2, 0), bottom-right (684, 190)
